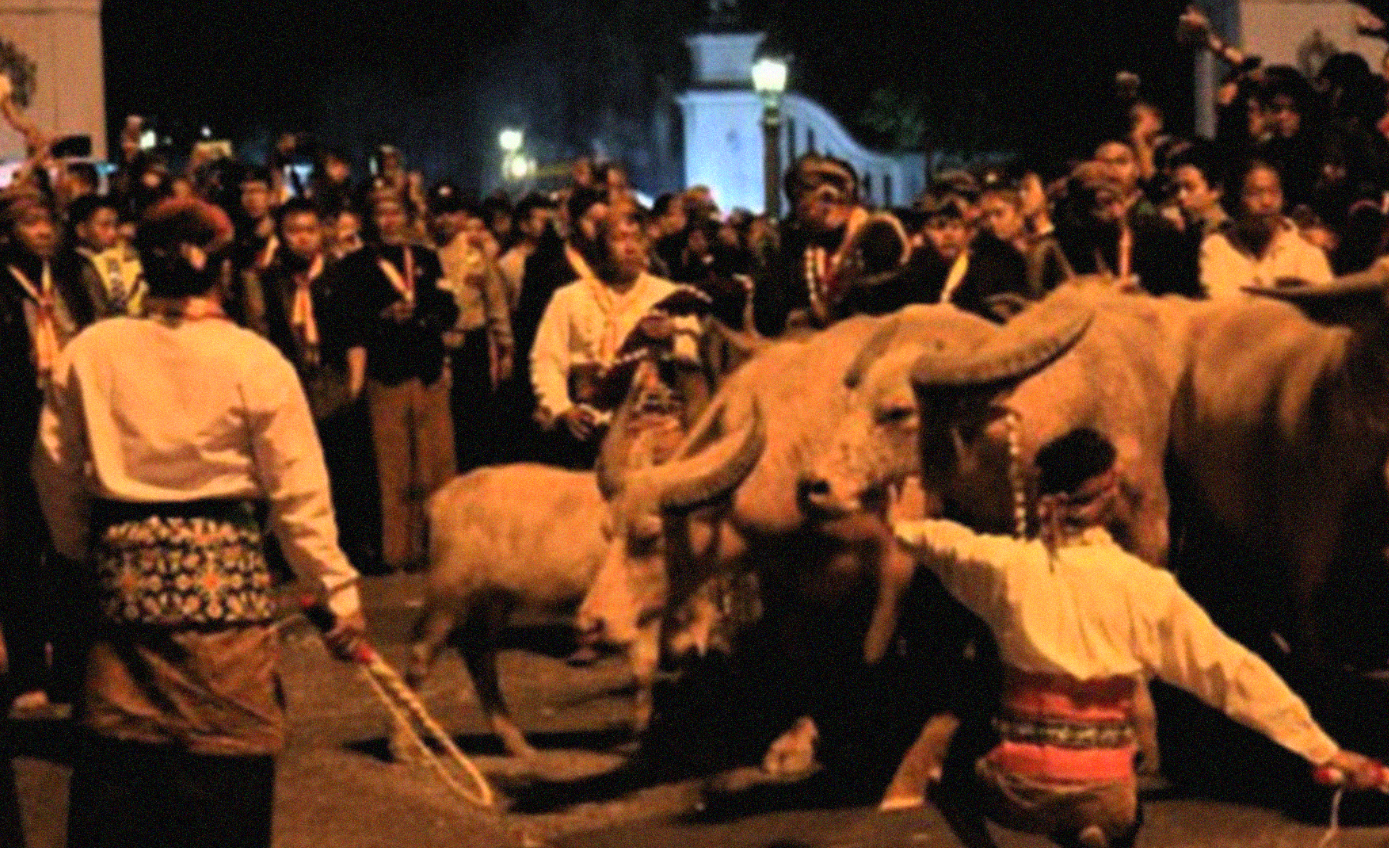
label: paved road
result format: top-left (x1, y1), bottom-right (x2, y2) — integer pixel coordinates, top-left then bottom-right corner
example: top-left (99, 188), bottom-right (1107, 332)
top-left (12, 574), bottom-right (1389, 848)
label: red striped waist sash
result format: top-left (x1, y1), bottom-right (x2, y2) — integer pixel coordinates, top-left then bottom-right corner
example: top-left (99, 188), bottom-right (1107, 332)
top-left (987, 667), bottom-right (1137, 783)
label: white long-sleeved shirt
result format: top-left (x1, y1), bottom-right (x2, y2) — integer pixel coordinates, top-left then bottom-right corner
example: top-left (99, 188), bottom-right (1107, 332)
top-left (894, 519), bottom-right (1338, 765)
top-left (1199, 219), bottom-right (1332, 298)
top-left (530, 272), bottom-right (698, 419)
top-left (33, 310), bottom-right (361, 618)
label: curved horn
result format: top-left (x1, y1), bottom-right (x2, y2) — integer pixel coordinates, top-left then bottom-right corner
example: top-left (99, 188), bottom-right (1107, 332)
top-left (656, 399), bottom-right (765, 511)
top-left (910, 289), bottom-right (1094, 389)
top-left (844, 316), bottom-right (902, 389)
top-left (596, 359), bottom-right (665, 499)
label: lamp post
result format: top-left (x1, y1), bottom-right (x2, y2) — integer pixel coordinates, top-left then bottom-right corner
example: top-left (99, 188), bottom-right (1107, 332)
top-left (498, 127), bottom-right (527, 183)
top-left (751, 55), bottom-right (788, 218)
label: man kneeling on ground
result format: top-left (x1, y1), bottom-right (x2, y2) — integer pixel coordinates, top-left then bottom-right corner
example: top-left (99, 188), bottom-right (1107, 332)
top-left (894, 428), bottom-right (1382, 848)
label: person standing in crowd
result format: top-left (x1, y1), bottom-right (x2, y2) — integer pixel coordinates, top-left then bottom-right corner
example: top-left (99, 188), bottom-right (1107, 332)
top-left (497, 192), bottom-right (556, 312)
top-left (1062, 140), bottom-right (1198, 297)
top-left (1169, 143), bottom-right (1230, 240)
top-left (0, 191), bottom-right (93, 717)
top-left (977, 172), bottom-right (1065, 301)
top-left (227, 165), bottom-right (278, 333)
top-left (307, 148), bottom-right (355, 218)
top-left (33, 196), bottom-right (365, 848)
top-left (530, 204), bottom-right (700, 469)
top-left (508, 186), bottom-right (608, 461)
top-left (256, 197), bottom-right (378, 572)
top-left (1199, 158), bottom-right (1333, 297)
top-left (68, 195), bottom-right (145, 320)
top-left (232, 165), bottom-right (279, 275)
top-left (895, 428), bottom-right (1385, 848)
top-left (428, 183), bottom-right (513, 473)
top-left (906, 184), bottom-right (1027, 320)
top-left (339, 188), bottom-right (457, 571)
top-left (754, 153), bottom-right (910, 335)
top-left (328, 207), bottom-right (365, 261)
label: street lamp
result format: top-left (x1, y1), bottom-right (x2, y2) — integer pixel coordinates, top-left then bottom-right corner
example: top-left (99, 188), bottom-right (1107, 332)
top-left (751, 56), bottom-right (788, 217)
top-left (498, 128), bottom-right (523, 154)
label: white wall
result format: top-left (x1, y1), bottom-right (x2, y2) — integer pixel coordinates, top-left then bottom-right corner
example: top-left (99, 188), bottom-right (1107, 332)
top-left (0, 0), bottom-right (105, 160)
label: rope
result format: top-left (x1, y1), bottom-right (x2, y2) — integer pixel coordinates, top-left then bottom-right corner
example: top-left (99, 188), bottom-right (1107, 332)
top-left (1316, 786), bottom-right (1344, 848)
top-left (358, 648), bottom-right (496, 809)
top-left (278, 612), bottom-right (495, 809)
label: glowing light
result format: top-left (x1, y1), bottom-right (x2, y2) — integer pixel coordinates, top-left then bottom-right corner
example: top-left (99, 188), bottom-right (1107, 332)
top-left (498, 128), bottom-right (524, 153)
top-left (751, 57), bottom-right (788, 98)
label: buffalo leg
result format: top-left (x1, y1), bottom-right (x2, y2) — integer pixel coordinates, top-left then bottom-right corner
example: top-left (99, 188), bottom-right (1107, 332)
top-left (459, 595), bottom-right (535, 758)
top-left (879, 711), bottom-right (961, 811)
top-left (391, 602), bottom-right (458, 764)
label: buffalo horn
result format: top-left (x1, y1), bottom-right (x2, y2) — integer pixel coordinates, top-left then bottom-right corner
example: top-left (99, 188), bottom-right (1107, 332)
top-left (844, 316), bottom-right (902, 389)
top-left (910, 289), bottom-right (1094, 388)
top-left (657, 399), bottom-right (765, 511)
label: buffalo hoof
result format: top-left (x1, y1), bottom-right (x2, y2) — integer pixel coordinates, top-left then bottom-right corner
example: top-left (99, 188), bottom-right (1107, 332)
top-left (761, 716), bottom-right (819, 777)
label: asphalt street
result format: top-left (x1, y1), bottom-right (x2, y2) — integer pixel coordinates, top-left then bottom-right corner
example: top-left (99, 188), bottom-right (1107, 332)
top-left (10, 573), bottom-right (1389, 848)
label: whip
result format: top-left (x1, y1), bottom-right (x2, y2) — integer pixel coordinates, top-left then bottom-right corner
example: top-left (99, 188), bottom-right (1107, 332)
top-left (299, 600), bottom-right (496, 809)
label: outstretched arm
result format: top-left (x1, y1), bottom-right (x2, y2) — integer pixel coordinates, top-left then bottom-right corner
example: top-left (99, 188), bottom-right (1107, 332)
top-left (1138, 572), bottom-right (1341, 765)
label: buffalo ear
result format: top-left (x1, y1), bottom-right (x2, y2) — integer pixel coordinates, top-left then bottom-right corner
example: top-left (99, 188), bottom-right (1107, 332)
top-left (844, 316), bottom-right (902, 390)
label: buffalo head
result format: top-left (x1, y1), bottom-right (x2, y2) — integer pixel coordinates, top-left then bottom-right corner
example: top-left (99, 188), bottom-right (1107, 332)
top-left (578, 397), bottom-right (765, 650)
top-left (909, 288), bottom-right (1095, 534)
top-left (799, 305), bottom-right (999, 517)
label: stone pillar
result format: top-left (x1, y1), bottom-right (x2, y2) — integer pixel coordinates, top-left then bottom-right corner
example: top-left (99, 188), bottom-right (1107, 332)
top-left (0, 0), bottom-right (105, 160)
top-left (677, 31), bottom-right (767, 213)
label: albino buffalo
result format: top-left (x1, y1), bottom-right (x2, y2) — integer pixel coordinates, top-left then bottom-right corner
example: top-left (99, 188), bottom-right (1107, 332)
top-left (578, 306), bottom-right (999, 781)
top-left (404, 464), bottom-right (657, 760)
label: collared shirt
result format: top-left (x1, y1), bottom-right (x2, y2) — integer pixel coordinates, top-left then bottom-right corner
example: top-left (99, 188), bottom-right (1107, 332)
top-left (530, 272), bottom-right (698, 419)
top-left (33, 308), bottom-right (361, 619)
top-left (77, 244), bottom-right (146, 318)
top-left (894, 518), bottom-right (1339, 766)
top-left (1199, 219), bottom-right (1332, 298)
top-left (436, 234), bottom-right (513, 351)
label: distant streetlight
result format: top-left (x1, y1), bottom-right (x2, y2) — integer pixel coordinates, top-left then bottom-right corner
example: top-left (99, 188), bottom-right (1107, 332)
top-left (498, 128), bottom-right (524, 154)
top-left (506, 154), bottom-right (535, 182)
top-left (751, 56), bottom-right (788, 217)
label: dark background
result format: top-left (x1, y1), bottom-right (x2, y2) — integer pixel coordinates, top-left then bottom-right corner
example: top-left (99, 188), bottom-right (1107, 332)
top-left (101, 0), bottom-right (1195, 193)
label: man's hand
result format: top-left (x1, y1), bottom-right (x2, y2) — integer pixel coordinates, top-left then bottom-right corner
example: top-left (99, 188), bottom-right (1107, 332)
top-left (638, 310), bottom-right (674, 341)
top-left (1318, 750), bottom-right (1389, 791)
top-left (323, 608), bottom-right (367, 662)
top-left (558, 406), bottom-right (597, 441)
top-left (381, 299), bottom-right (415, 323)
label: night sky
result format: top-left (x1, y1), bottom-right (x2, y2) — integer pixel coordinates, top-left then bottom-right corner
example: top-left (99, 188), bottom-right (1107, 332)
top-left (100, 0), bottom-right (1193, 192)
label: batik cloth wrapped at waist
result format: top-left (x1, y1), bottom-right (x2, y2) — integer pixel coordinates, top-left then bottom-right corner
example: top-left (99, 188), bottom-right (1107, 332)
top-left (91, 498), bottom-right (275, 628)
top-left (988, 667), bottom-right (1138, 784)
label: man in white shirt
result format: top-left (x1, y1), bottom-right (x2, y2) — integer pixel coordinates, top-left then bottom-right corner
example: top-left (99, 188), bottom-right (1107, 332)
top-left (894, 428), bottom-right (1382, 848)
top-left (1200, 159), bottom-right (1332, 297)
top-left (33, 197), bottom-right (365, 848)
top-left (530, 204), bottom-right (699, 468)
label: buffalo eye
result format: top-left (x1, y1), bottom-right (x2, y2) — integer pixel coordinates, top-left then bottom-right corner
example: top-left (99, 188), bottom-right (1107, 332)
top-left (875, 404), bottom-right (916, 426)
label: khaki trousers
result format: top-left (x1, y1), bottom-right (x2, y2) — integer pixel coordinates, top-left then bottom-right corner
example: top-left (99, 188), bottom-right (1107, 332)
top-left (367, 376), bottom-right (455, 569)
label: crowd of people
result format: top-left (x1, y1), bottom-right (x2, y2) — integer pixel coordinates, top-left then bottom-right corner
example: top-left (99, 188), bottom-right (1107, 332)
top-left (5, 7), bottom-right (1389, 846)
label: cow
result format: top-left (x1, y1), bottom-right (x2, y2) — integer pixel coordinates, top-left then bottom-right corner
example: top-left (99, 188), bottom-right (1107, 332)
top-left (577, 305), bottom-right (1001, 783)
